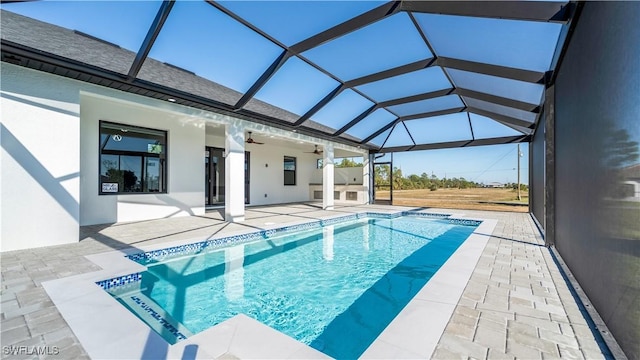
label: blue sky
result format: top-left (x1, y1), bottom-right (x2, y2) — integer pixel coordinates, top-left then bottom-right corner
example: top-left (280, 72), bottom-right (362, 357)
top-left (3, 1), bottom-right (558, 110)
top-left (390, 143), bottom-right (529, 185)
top-left (3, 0), bottom-right (554, 184)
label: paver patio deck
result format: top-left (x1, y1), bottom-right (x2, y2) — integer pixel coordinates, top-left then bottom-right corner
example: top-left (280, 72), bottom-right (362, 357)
top-left (1, 204), bottom-right (610, 359)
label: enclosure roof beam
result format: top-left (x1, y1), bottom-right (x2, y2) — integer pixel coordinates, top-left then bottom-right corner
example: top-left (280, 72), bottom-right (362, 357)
top-left (294, 84), bottom-right (346, 126)
top-left (399, 107), bottom-right (466, 122)
top-left (333, 105), bottom-right (379, 136)
top-left (290, 1), bottom-right (402, 54)
top-left (436, 57), bottom-right (547, 84)
top-left (401, 1), bottom-right (570, 23)
top-left (345, 58), bottom-right (435, 87)
top-left (378, 88), bottom-right (454, 107)
top-left (376, 135), bottom-right (531, 153)
top-left (468, 108), bottom-right (535, 129)
top-left (127, 0), bottom-right (175, 80)
top-left (345, 56), bottom-right (545, 88)
top-left (233, 50), bottom-right (292, 110)
top-left (361, 119), bottom-right (398, 144)
top-left (457, 89), bottom-right (540, 113)
top-left (379, 88), bottom-right (539, 113)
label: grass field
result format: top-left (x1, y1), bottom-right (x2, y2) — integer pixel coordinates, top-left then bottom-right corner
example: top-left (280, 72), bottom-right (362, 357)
top-left (375, 187), bottom-right (529, 212)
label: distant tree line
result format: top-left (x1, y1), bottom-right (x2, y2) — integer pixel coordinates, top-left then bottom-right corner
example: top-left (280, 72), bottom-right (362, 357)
top-left (374, 165), bottom-right (528, 191)
top-left (317, 158), bottom-right (364, 169)
top-left (335, 158), bottom-right (363, 168)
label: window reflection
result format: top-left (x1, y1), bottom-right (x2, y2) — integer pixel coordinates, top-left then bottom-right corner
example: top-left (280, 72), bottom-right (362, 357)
top-left (99, 121), bottom-right (167, 194)
top-left (284, 156), bottom-right (297, 186)
top-left (145, 158), bottom-right (161, 192)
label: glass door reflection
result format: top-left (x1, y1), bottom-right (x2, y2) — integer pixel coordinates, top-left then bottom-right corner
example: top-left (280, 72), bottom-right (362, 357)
top-left (205, 147), bottom-right (225, 206)
top-left (205, 147), bottom-right (250, 206)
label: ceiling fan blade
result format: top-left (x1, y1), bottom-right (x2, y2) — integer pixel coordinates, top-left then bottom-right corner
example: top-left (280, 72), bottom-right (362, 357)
top-left (246, 132), bottom-right (265, 145)
top-left (306, 145), bottom-right (323, 154)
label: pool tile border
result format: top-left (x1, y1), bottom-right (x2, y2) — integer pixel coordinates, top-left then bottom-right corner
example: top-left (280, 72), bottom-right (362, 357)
top-left (121, 211), bottom-right (474, 267)
top-left (96, 273), bottom-right (142, 290)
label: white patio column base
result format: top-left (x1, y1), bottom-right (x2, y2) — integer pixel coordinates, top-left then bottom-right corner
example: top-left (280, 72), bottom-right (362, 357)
top-left (363, 152), bottom-right (372, 204)
top-left (323, 144), bottom-right (335, 210)
top-left (225, 123), bottom-right (245, 222)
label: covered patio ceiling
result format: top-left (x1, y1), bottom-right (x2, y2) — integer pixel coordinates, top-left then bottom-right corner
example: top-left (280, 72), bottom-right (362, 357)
top-left (204, 122), bottom-right (363, 158)
top-left (1, 1), bottom-right (577, 153)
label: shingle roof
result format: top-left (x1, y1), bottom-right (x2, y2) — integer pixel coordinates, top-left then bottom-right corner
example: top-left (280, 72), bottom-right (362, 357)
top-left (1, 10), bottom-right (134, 75)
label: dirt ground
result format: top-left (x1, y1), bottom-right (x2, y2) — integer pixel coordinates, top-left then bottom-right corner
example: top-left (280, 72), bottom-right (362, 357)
top-left (375, 188), bottom-right (529, 213)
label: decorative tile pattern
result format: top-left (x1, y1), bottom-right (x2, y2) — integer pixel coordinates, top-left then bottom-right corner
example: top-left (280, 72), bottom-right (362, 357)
top-left (447, 218), bottom-right (483, 226)
top-left (362, 212), bottom-right (400, 219)
top-left (401, 211), bottom-right (451, 218)
top-left (279, 221), bottom-right (322, 233)
top-left (321, 214), bottom-right (358, 225)
top-left (127, 242), bottom-right (208, 263)
top-left (107, 280), bottom-right (142, 296)
top-left (95, 273), bottom-right (142, 290)
top-left (130, 295), bottom-right (188, 341)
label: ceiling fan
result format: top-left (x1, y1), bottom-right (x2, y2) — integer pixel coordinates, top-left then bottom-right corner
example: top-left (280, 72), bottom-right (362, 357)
top-left (305, 145), bottom-right (323, 155)
top-left (246, 131), bottom-right (264, 145)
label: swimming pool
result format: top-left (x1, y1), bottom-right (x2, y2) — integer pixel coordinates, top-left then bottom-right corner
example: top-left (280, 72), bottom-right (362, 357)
top-left (100, 214), bottom-right (479, 359)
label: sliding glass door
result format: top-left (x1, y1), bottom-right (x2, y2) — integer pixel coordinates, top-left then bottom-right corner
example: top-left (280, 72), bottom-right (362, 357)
top-left (205, 147), bottom-right (250, 206)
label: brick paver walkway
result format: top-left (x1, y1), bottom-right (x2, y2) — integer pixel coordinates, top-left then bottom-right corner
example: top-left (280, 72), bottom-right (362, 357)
top-left (431, 211), bottom-right (609, 360)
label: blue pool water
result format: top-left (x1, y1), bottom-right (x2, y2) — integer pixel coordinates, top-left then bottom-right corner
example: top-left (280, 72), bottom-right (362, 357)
top-left (107, 216), bottom-right (476, 359)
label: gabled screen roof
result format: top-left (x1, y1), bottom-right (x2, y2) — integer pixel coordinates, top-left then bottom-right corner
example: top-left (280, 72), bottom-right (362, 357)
top-left (1, 1), bottom-right (573, 153)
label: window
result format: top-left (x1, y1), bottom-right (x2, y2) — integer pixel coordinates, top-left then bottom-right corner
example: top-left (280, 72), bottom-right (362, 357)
top-left (99, 121), bottom-right (167, 194)
top-left (314, 191), bottom-right (323, 200)
top-left (316, 159), bottom-right (323, 169)
top-left (284, 156), bottom-right (296, 185)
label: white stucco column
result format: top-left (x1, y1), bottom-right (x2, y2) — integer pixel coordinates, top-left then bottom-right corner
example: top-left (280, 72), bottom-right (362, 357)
top-left (322, 143), bottom-right (334, 210)
top-left (225, 123), bottom-right (245, 222)
top-left (362, 152), bottom-right (372, 204)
